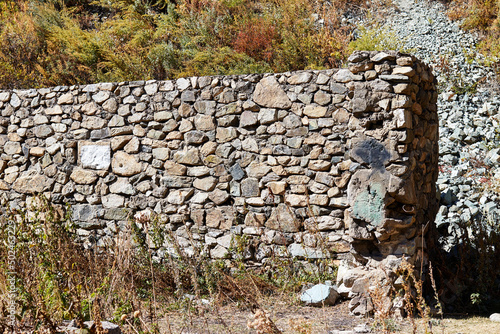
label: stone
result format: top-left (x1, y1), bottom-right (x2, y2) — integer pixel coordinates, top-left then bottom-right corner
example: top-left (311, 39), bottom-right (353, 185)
top-left (246, 161), bottom-right (271, 178)
top-left (112, 151), bottom-right (142, 176)
top-left (210, 245), bottom-right (229, 259)
top-left (349, 295), bottom-right (374, 316)
top-left (79, 142), bottom-right (111, 170)
top-left (266, 203), bottom-right (300, 232)
top-left (371, 52), bottom-right (394, 62)
top-left (240, 110), bottom-right (258, 127)
top-left (300, 284), bottom-right (339, 306)
top-left (288, 243), bottom-right (325, 258)
top-left (242, 138), bottom-right (259, 153)
top-left (102, 194), bottom-right (125, 208)
top-left (216, 127), bottom-right (238, 143)
top-left (241, 178), bottom-right (260, 197)
top-left (394, 108), bottom-right (413, 129)
top-left (176, 77), bottom-right (190, 90)
top-left (52, 123), bottom-right (67, 133)
top-left (193, 177), bottom-right (217, 191)
top-left (12, 170), bottom-right (53, 194)
top-left (333, 69), bottom-right (354, 83)
top-left (104, 208), bottom-right (130, 220)
top-left (108, 115), bottom-right (125, 127)
top-left (229, 163), bottom-right (245, 181)
top-left (109, 178), bottom-right (136, 195)
top-left (194, 100), bottom-right (216, 115)
top-left (124, 137), bottom-right (140, 153)
top-left (167, 189), bottom-right (194, 205)
top-left (154, 111), bottom-right (172, 122)
top-left (0, 180), bottom-right (9, 190)
top-left (191, 192), bottom-right (209, 204)
top-left (161, 176), bottom-right (192, 188)
top-left (303, 105), bottom-right (327, 118)
top-left (4, 141), bottom-right (21, 155)
top-left (267, 181), bottom-right (286, 195)
top-left (34, 114), bottom-right (49, 125)
top-left (332, 108), bottom-right (350, 124)
top-left (490, 313), bottom-right (500, 323)
top-left (103, 98), bottom-right (118, 112)
top-left (0, 92), bottom-right (10, 102)
top-left (152, 147), bottom-right (169, 161)
top-left (285, 194), bottom-right (308, 207)
top-left (144, 83), bottom-right (158, 95)
top-left (305, 216), bottom-right (343, 231)
top-left (258, 109), bottom-right (278, 124)
top-left (314, 91), bottom-right (331, 105)
top-left (64, 321), bottom-right (121, 334)
top-left (178, 103), bottom-right (194, 117)
top-left (0, 160), bottom-right (6, 173)
top-left (288, 72), bottom-right (312, 84)
top-left (253, 76), bottom-right (292, 109)
top-left (392, 66), bottom-right (415, 77)
top-left (194, 114), bottom-right (216, 131)
top-left (217, 234), bottom-right (233, 249)
top-left (34, 125), bottom-right (54, 138)
top-left (185, 130), bottom-right (208, 144)
top-left (57, 93), bottom-right (74, 104)
top-left (186, 166), bottom-right (210, 177)
top-left (9, 93), bottom-right (21, 108)
top-left (92, 91), bottom-right (111, 103)
top-left (82, 116), bottom-right (106, 129)
top-left (173, 148), bottom-right (201, 165)
top-left (69, 168), bottom-right (98, 185)
top-left (209, 189), bottom-right (229, 205)
top-left (244, 212), bottom-right (266, 227)
top-left (206, 206), bottom-right (235, 230)
top-left (308, 160), bottom-right (331, 171)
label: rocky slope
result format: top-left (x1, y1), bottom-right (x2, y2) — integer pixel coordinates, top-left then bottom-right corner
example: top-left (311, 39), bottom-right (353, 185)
top-left (374, 0), bottom-right (500, 249)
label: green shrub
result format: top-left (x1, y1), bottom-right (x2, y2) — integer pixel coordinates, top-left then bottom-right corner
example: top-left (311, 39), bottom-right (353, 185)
top-left (0, 0), bottom-right (370, 88)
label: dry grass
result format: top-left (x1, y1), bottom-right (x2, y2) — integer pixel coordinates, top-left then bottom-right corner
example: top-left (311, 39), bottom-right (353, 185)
top-left (154, 297), bottom-right (500, 334)
top-left (157, 298), bottom-right (365, 334)
top-left (396, 316), bottom-right (500, 334)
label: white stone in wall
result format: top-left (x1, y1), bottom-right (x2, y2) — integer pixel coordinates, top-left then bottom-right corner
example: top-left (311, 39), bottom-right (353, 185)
top-left (79, 141), bottom-right (111, 170)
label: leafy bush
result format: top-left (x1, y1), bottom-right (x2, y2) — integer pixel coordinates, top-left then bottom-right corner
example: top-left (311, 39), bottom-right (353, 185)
top-left (446, 0), bottom-right (500, 65)
top-left (0, 0), bottom-right (369, 89)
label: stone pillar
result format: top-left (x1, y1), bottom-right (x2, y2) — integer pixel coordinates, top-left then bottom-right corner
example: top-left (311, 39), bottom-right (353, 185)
top-left (336, 51), bottom-right (439, 315)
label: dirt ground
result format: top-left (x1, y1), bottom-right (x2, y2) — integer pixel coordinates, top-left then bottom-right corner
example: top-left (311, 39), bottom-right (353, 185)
top-left (154, 299), bottom-right (500, 334)
top-left (158, 299), bottom-right (367, 333)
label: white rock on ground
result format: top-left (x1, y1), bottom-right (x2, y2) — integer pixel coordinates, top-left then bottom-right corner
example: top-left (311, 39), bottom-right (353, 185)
top-left (300, 284), bottom-right (339, 306)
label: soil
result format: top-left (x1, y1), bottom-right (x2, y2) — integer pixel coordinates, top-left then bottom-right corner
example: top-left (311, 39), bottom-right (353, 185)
top-left (157, 299), bottom-right (369, 333)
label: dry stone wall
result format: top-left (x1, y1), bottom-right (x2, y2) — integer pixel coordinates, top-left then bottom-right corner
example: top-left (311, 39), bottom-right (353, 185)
top-left (0, 51), bottom-right (438, 314)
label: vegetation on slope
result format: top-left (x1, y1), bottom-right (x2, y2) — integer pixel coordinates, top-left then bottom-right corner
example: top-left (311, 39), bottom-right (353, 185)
top-left (446, 0), bottom-right (500, 62)
top-left (0, 0), bottom-right (369, 89)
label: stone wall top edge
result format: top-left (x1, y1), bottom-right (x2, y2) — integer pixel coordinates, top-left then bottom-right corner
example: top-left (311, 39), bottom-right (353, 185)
top-left (0, 51), bottom-right (430, 94)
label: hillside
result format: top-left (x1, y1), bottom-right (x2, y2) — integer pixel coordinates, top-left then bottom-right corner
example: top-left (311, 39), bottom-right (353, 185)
top-left (0, 0), bottom-right (370, 89)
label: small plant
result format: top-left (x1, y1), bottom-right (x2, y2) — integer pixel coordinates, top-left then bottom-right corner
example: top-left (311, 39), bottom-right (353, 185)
top-left (349, 23), bottom-right (415, 54)
top-left (289, 317), bottom-right (313, 334)
top-left (247, 308), bottom-right (282, 334)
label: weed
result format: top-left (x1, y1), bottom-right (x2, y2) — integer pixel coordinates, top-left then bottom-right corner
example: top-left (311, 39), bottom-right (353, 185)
top-left (247, 308), bottom-right (282, 334)
top-left (349, 23), bottom-right (415, 54)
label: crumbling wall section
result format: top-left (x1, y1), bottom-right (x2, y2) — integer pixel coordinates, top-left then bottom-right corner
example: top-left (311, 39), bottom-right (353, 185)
top-left (0, 51), bottom-right (438, 314)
